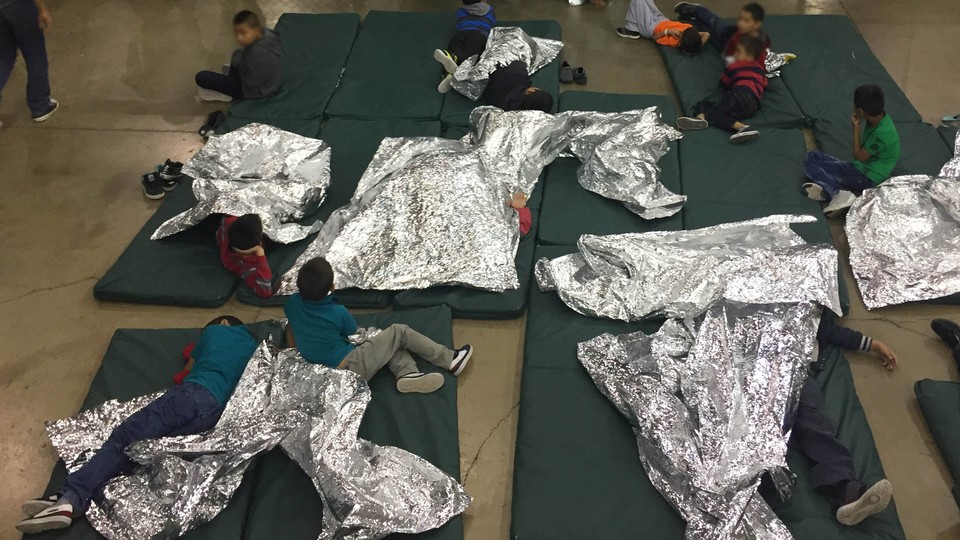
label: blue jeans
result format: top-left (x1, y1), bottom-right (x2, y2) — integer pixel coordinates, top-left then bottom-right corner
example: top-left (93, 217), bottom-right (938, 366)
top-left (59, 382), bottom-right (224, 514)
top-left (804, 151), bottom-right (875, 199)
top-left (683, 5), bottom-right (736, 52)
top-left (0, 0), bottom-right (51, 116)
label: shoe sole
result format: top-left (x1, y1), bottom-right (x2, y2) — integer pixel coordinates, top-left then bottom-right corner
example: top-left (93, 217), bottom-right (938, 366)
top-left (450, 347), bottom-right (473, 376)
top-left (836, 480), bottom-right (892, 526)
top-left (433, 49), bottom-right (459, 74)
top-left (21, 501), bottom-right (54, 517)
top-left (730, 131), bottom-right (759, 144)
top-left (16, 515), bottom-right (71, 534)
top-left (32, 101), bottom-right (60, 123)
top-left (803, 183), bottom-right (827, 202)
top-left (143, 190), bottom-right (165, 200)
top-left (616, 31), bottom-right (641, 40)
top-left (397, 373), bottom-right (444, 393)
top-left (437, 75), bottom-right (454, 94)
top-left (676, 117), bottom-right (708, 130)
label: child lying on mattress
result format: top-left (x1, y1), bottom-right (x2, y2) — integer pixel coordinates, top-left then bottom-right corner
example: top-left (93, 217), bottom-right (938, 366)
top-left (483, 61), bottom-right (553, 112)
top-left (434, 0), bottom-right (497, 93)
top-left (17, 316), bottom-right (257, 534)
top-left (284, 258), bottom-right (475, 394)
top-left (616, 0), bottom-right (708, 55)
top-left (674, 2), bottom-right (770, 65)
top-left (217, 214), bottom-right (273, 298)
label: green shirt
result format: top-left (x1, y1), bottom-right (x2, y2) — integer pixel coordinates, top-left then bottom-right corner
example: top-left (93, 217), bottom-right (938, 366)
top-left (853, 114), bottom-right (900, 184)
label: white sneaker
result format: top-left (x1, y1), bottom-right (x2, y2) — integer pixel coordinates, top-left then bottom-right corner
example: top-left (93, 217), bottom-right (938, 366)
top-left (433, 49), bottom-right (459, 74)
top-left (836, 479), bottom-right (893, 526)
top-left (396, 372), bottom-right (445, 393)
top-left (22, 495), bottom-right (58, 517)
top-left (730, 125), bottom-right (759, 144)
top-left (802, 182), bottom-right (827, 201)
top-left (824, 190), bottom-right (857, 217)
top-left (16, 500), bottom-right (73, 534)
top-left (450, 345), bottom-right (473, 376)
top-left (676, 116), bottom-right (709, 130)
top-left (197, 87), bottom-right (233, 102)
top-left (437, 74), bottom-right (454, 94)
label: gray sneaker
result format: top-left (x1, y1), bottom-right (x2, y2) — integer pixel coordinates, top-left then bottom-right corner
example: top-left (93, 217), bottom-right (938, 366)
top-left (824, 190), bottom-right (857, 217)
top-left (437, 74), bottom-right (454, 94)
top-left (730, 125), bottom-right (759, 144)
top-left (677, 116), bottom-right (709, 130)
top-left (396, 372), bottom-right (445, 393)
top-left (836, 479), bottom-right (892, 526)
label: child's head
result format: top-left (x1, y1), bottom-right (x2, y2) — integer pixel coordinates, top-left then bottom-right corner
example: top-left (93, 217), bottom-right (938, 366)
top-left (297, 257), bottom-right (335, 301)
top-left (679, 28), bottom-right (703, 55)
top-left (233, 10), bottom-right (264, 47)
top-left (854, 85), bottom-right (885, 118)
top-left (519, 88), bottom-right (554, 113)
top-left (228, 214), bottom-right (264, 251)
top-left (205, 315), bottom-right (245, 328)
top-left (737, 3), bottom-right (765, 36)
top-left (734, 36), bottom-right (765, 62)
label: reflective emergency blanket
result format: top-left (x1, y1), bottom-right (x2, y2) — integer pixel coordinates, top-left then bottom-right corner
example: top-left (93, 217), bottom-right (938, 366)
top-left (45, 343), bottom-right (470, 540)
top-left (579, 301), bottom-right (820, 539)
top-left (764, 51), bottom-right (796, 77)
top-left (151, 123), bottom-right (331, 243)
top-left (451, 26), bottom-right (563, 101)
top-left (537, 215), bottom-right (841, 320)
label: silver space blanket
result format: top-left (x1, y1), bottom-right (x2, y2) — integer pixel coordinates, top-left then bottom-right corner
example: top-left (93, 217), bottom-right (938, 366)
top-left (151, 123), bottom-right (331, 244)
top-left (451, 26), bottom-right (563, 101)
top-left (845, 133), bottom-right (960, 308)
top-left (536, 214), bottom-right (842, 320)
top-left (579, 301), bottom-right (821, 539)
top-left (45, 342), bottom-right (471, 540)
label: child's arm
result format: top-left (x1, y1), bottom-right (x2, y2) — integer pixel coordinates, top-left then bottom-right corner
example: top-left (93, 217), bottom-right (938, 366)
top-left (509, 192), bottom-right (532, 236)
top-left (285, 325), bottom-right (297, 348)
top-left (341, 307), bottom-right (359, 337)
top-left (851, 114), bottom-right (871, 162)
top-left (817, 316), bottom-right (898, 370)
top-left (700, 32), bottom-right (710, 45)
top-left (242, 247), bottom-right (274, 298)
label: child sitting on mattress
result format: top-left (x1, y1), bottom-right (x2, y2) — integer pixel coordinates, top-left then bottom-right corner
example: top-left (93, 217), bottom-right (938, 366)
top-left (434, 0), bottom-right (497, 93)
top-left (674, 2), bottom-right (770, 65)
top-left (16, 316), bottom-right (257, 535)
top-left (483, 61), bottom-right (553, 112)
top-left (284, 258), bottom-right (474, 393)
top-left (675, 36), bottom-right (767, 144)
top-left (615, 0), bottom-right (708, 55)
top-left (195, 10), bottom-right (283, 101)
top-left (802, 85), bottom-right (901, 217)
top-left (217, 214), bottom-right (273, 298)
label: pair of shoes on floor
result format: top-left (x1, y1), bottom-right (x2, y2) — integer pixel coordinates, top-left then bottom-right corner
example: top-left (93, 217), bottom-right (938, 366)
top-left (17, 496), bottom-right (73, 534)
top-left (559, 62), bottom-right (587, 84)
top-left (395, 345), bottom-right (473, 394)
top-left (32, 98), bottom-right (60, 122)
top-left (141, 159), bottom-right (184, 200)
top-left (676, 117), bottom-right (759, 143)
top-left (836, 479), bottom-right (893, 526)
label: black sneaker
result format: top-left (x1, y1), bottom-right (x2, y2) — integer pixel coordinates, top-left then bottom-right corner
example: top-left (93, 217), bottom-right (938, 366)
top-left (32, 99), bottom-right (60, 122)
top-left (450, 345), bottom-right (473, 376)
top-left (199, 110), bottom-right (226, 139)
top-left (673, 2), bottom-right (701, 17)
top-left (616, 27), bottom-right (642, 39)
top-left (932, 319), bottom-right (960, 349)
top-left (141, 172), bottom-right (165, 200)
top-left (159, 159), bottom-right (184, 190)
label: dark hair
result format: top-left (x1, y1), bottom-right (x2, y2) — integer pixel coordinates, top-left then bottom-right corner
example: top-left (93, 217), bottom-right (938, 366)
top-left (297, 257), bottom-right (335, 301)
top-left (742, 2), bottom-right (765, 22)
top-left (228, 214), bottom-right (263, 250)
top-left (204, 315), bottom-right (245, 328)
top-left (679, 27), bottom-right (703, 55)
top-left (854, 85), bottom-right (885, 116)
top-left (233, 10), bottom-right (261, 27)
top-left (519, 90), bottom-right (553, 113)
top-left (462, 0), bottom-right (482, 3)
top-left (737, 35), bottom-right (765, 60)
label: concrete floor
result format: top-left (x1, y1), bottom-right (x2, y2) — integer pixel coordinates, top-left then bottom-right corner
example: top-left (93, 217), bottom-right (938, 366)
top-left (1, 0), bottom-right (959, 539)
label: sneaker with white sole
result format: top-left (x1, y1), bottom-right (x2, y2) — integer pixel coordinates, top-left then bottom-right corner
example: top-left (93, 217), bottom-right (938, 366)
top-left (802, 182), bottom-right (827, 201)
top-left (16, 500), bottom-right (73, 534)
top-left (142, 172), bottom-right (165, 200)
top-left (450, 345), bottom-right (473, 376)
top-left (32, 99), bottom-right (59, 122)
top-left (438, 74), bottom-right (454, 94)
top-left (836, 479), bottom-right (892, 526)
top-left (396, 372), bottom-right (445, 394)
top-left (616, 27), bottom-right (642, 39)
top-left (159, 159), bottom-right (184, 190)
top-left (22, 495), bottom-right (58, 517)
top-left (824, 190), bottom-right (857, 217)
top-left (730, 125), bottom-right (759, 144)
top-left (676, 116), bottom-right (709, 130)
top-left (433, 49), bottom-right (459, 74)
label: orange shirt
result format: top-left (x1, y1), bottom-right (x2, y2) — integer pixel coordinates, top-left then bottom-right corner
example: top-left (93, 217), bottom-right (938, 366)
top-left (653, 20), bottom-right (692, 47)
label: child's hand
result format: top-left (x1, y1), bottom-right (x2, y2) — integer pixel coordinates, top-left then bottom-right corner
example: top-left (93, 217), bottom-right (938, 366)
top-left (871, 340), bottom-right (898, 371)
top-left (37, 7), bottom-right (52, 30)
top-left (253, 245), bottom-right (266, 257)
top-left (510, 192), bottom-right (528, 209)
top-left (851, 112), bottom-right (861, 127)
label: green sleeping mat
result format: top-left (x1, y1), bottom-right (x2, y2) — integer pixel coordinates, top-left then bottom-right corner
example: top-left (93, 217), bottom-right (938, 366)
top-left (219, 13), bottom-right (361, 131)
top-left (325, 11), bottom-right (456, 120)
top-left (941, 124), bottom-right (958, 149)
top-left (761, 15), bottom-right (921, 125)
top-left (511, 245), bottom-right (905, 539)
top-left (915, 379), bottom-right (960, 509)
top-left (439, 20), bottom-right (562, 128)
top-left (657, 44), bottom-right (806, 128)
top-left (235, 118), bottom-right (442, 308)
top-left (813, 120), bottom-right (953, 178)
top-left (94, 180), bottom-right (239, 308)
top-left (35, 306), bottom-right (462, 540)
top-left (537, 92), bottom-right (684, 246)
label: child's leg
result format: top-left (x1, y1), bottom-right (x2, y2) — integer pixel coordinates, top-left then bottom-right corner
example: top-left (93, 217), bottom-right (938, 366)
top-left (447, 30), bottom-right (487, 63)
top-left (678, 4), bottom-right (736, 51)
top-left (804, 151), bottom-right (853, 199)
top-left (624, 0), bottom-right (667, 38)
top-left (195, 69), bottom-right (243, 99)
top-left (341, 324), bottom-right (454, 381)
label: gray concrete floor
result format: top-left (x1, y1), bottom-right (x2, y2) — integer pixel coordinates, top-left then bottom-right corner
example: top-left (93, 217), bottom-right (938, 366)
top-left (1, 0), bottom-right (959, 539)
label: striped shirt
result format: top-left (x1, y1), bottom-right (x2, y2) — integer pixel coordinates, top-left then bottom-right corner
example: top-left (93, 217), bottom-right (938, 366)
top-left (720, 59), bottom-right (768, 101)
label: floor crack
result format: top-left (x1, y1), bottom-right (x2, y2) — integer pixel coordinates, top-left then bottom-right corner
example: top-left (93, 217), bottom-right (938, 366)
top-left (0, 276), bottom-right (99, 305)
top-left (462, 400), bottom-right (520, 484)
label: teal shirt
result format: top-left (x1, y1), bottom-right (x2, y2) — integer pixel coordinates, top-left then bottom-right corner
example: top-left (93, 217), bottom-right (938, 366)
top-left (183, 326), bottom-right (258, 406)
top-left (284, 293), bottom-right (358, 367)
top-left (854, 114), bottom-right (900, 184)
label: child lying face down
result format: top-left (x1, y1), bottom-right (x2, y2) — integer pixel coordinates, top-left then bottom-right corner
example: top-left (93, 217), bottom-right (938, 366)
top-left (17, 316), bottom-right (258, 534)
top-left (217, 214), bottom-right (273, 298)
top-left (483, 60), bottom-right (554, 112)
top-left (434, 0), bottom-right (497, 93)
top-left (195, 10), bottom-right (283, 101)
top-left (284, 258), bottom-right (475, 394)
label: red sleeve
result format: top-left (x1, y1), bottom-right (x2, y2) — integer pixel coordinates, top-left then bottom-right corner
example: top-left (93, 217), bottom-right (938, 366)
top-left (242, 255), bottom-right (273, 298)
top-left (516, 207), bottom-right (532, 237)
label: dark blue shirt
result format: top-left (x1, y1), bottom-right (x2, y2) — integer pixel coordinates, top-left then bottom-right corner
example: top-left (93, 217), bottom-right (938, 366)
top-left (284, 293), bottom-right (358, 367)
top-left (456, 4), bottom-right (496, 36)
top-left (183, 325), bottom-right (258, 406)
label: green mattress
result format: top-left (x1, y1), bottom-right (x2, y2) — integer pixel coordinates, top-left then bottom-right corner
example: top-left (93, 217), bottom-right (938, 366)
top-left (940, 124), bottom-right (958, 149)
top-left (511, 246), bottom-right (905, 539)
top-left (94, 180), bottom-right (238, 308)
top-left (439, 20), bottom-right (562, 128)
top-left (537, 92), bottom-right (683, 245)
top-left (761, 15), bottom-right (921, 124)
top-left (35, 307), bottom-right (462, 540)
top-left (812, 120), bottom-right (953, 178)
top-left (235, 118), bottom-right (442, 308)
top-left (657, 44), bottom-right (806, 128)
top-left (325, 11), bottom-right (456, 120)
top-left (219, 13), bottom-right (361, 130)
top-left (915, 379), bottom-right (960, 509)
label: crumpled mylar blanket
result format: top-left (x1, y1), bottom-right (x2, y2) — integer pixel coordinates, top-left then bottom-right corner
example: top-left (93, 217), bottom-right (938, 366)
top-left (579, 301), bottom-right (820, 539)
top-left (45, 342), bottom-right (471, 540)
top-left (151, 123), bottom-right (331, 243)
top-left (764, 51), bottom-right (796, 77)
top-left (537, 214), bottom-right (841, 320)
top-left (451, 26), bottom-right (563, 101)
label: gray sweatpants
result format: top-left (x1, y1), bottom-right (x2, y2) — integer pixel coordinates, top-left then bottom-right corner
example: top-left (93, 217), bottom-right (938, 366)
top-left (341, 324), bottom-right (453, 380)
top-left (624, 0), bottom-right (668, 37)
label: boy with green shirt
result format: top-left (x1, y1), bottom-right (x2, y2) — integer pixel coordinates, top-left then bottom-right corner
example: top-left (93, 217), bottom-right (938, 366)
top-left (802, 85), bottom-right (901, 217)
